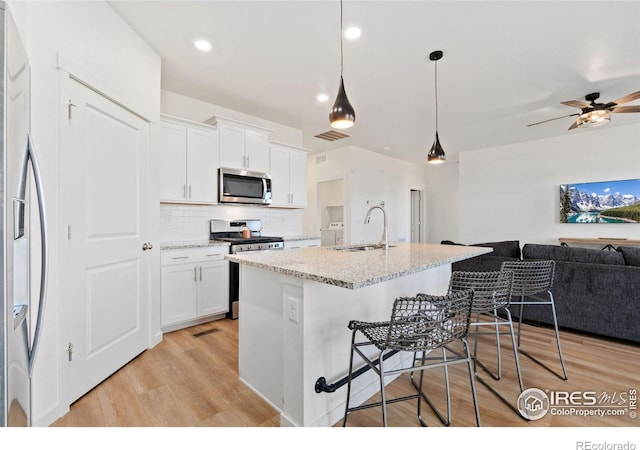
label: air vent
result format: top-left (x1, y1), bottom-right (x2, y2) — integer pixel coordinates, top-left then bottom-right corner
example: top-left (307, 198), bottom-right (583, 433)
top-left (314, 130), bottom-right (350, 142)
top-left (315, 155), bottom-right (327, 165)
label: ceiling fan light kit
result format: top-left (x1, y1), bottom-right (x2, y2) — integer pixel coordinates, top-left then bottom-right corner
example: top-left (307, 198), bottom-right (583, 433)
top-left (427, 50), bottom-right (446, 164)
top-left (329, 0), bottom-right (355, 130)
top-left (577, 109), bottom-right (611, 128)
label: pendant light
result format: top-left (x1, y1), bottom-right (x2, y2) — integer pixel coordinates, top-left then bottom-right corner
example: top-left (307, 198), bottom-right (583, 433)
top-left (427, 50), bottom-right (446, 164)
top-left (329, 0), bottom-right (356, 129)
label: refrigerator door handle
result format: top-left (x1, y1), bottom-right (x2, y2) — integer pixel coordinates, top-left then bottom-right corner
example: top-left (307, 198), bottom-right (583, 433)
top-left (23, 135), bottom-right (49, 378)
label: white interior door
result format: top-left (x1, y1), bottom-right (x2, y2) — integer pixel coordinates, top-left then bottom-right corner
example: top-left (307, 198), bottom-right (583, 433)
top-left (411, 189), bottom-right (422, 243)
top-left (60, 77), bottom-right (150, 404)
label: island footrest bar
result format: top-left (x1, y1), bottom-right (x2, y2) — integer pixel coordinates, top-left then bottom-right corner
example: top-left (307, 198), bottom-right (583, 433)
top-left (314, 350), bottom-right (399, 393)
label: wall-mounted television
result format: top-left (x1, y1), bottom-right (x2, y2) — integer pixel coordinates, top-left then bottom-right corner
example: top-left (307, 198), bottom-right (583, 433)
top-left (559, 178), bottom-right (640, 223)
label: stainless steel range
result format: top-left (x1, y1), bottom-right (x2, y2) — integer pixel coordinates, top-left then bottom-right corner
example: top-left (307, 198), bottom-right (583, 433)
top-left (210, 219), bottom-right (284, 319)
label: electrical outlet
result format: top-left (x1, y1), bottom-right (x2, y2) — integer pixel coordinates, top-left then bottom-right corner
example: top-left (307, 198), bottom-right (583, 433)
top-left (287, 297), bottom-right (299, 323)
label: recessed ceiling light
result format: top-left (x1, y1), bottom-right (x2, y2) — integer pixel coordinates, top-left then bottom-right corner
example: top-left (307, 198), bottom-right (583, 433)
top-left (194, 39), bottom-right (212, 52)
top-left (344, 27), bottom-right (361, 40)
top-left (316, 93), bottom-right (329, 103)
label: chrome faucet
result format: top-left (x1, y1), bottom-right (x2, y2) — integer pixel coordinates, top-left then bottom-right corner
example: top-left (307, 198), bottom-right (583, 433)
top-left (364, 205), bottom-right (389, 250)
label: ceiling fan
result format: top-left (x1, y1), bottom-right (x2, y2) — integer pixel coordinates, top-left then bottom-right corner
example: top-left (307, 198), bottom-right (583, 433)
top-left (527, 90), bottom-right (640, 130)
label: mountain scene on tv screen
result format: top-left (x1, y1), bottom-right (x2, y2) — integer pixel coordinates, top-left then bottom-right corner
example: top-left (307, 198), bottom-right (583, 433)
top-left (559, 179), bottom-right (640, 223)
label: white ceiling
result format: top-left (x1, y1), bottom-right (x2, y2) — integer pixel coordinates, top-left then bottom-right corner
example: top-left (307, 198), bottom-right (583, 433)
top-left (109, 1), bottom-right (640, 164)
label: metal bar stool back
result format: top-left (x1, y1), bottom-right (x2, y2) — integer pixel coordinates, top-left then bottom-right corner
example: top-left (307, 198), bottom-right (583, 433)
top-left (500, 260), bottom-right (568, 380)
top-left (342, 289), bottom-right (480, 427)
top-left (445, 270), bottom-right (525, 418)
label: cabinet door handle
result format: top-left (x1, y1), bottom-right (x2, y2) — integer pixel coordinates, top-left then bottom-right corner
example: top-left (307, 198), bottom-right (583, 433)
top-left (183, 184), bottom-right (187, 199)
top-left (188, 185), bottom-right (192, 198)
top-left (246, 155), bottom-right (250, 168)
top-left (242, 155), bottom-right (246, 168)
top-left (194, 267), bottom-right (197, 281)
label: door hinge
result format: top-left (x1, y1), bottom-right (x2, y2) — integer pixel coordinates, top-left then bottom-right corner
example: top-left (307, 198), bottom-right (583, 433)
top-left (68, 100), bottom-right (76, 120)
top-left (67, 342), bottom-right (73, 362)
top-left (67, 224), bottom-right (71, 240)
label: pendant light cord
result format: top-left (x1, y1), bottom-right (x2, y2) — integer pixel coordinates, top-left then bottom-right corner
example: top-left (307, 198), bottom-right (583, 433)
top-left (340, 0), bottom-right (344, 78)
top-left (434, 59), bottom-right (439, 132)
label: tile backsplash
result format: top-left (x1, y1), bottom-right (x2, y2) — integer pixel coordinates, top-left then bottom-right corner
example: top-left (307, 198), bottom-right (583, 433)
top-left (160, 203), bottom-right (305, 242)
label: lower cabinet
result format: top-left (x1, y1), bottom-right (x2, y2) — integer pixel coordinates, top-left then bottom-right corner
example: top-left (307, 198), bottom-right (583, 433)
top-left (161, 247), bottom-right (229, 332)
top-left (285, 239), bottom-right (321, 249)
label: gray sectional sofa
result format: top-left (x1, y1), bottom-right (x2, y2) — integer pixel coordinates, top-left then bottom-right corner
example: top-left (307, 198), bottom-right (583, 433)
top-left (445, 240), bottom-right (640, 344)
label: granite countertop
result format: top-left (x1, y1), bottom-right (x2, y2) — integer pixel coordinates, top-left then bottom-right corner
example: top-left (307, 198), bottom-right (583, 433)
top-left (226, 242), bottom-right (491, 289)
top-left (160, 240), bottom-right (230, 251)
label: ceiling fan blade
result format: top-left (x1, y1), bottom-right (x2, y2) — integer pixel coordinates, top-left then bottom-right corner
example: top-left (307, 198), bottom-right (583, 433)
top-left (527, 113), bottom-right (579, 127)
top-left (611, 105), bottom-right (640, 113)
top-left (608, 90), bottom-right (640, 106)
top-left (568, 119), bottom-right (580, 130)
top-left (561, 100), bottom-right (590, 109)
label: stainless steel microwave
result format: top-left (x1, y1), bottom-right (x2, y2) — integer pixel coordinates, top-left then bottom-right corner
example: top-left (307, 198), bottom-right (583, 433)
top-left (219, 167), bottom-right (272, 205)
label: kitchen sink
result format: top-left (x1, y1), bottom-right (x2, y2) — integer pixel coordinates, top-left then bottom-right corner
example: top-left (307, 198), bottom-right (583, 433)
top-left (335, 244), bottom-right (395, 251)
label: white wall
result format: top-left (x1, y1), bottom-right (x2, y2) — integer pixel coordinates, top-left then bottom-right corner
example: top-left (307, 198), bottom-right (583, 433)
top-left (430, 123), bottom-right (640, 246)
top-left (305, 145), bottom-right (427, 244)
top-left (9, 0), bottom-right (161, 426)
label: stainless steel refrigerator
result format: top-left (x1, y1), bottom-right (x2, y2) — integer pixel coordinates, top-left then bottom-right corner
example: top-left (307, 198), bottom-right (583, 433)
top-left (1, 2), bottom-right (48, 427)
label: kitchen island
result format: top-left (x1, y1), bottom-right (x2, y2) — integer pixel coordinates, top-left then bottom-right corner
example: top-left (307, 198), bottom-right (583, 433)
top-left (226, 242), bottom-right (491, 427)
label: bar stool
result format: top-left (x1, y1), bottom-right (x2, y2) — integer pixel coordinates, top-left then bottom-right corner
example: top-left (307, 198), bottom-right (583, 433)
top-left (501, 260), bottom-right (568, 380)
top-left (342, 290), bottom-right (480, 427)
top-left (413, 270), bottom-right (524, 424)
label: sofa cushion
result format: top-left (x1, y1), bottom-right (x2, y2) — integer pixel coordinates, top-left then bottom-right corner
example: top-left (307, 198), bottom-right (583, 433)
top-left (471, 240), bottom-right (521, 258)
top-left (618, 246), bottom-right (640, 266)
top-left (523, 244), bottom-right (625, 265)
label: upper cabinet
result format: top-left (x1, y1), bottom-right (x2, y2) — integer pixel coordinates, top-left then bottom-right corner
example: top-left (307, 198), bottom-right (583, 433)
top-left (269, 141), bottom-right (310, 208)
top-left (210, 116), bottom-right (272, 174)
top-left (158, 114), bottom-right (218, 204)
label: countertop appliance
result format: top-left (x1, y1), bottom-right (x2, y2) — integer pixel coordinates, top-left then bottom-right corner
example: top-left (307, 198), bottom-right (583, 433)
top-left (218, 167), bottom-right (272, 205)
top-left (1, 3), bottom-right (49, 427)
top-left (210, 219), bottom-right (283, 319)
top-left (321, 222), bottom-right (344, 246)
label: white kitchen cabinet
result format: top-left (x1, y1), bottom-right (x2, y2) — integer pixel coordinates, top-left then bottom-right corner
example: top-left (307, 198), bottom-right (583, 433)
top-left (269, 141), bottom-right (309, 208)
top-left (161, 247), bottom-right (229, 331)
top-left (211, 116), bottom-right (272, 173)
top-left (158, 114), bottom-right (218, 204)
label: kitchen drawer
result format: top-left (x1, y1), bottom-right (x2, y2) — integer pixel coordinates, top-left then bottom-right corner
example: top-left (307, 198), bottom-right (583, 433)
top-left (161, 246), bottom-right (228, 266)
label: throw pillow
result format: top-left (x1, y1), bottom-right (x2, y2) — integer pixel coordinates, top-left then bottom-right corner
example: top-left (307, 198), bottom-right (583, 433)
top-left (618, 246), bottom-right (640, 266)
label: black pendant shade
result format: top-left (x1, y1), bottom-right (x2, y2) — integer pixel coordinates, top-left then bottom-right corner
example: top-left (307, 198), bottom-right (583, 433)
top-left (330, 0), bottom-right (355, 130)
top-left (427, 131), bottom-right (446, 164)
top-left (330, 76), bottom-right (356, 129)
top-left (427, 50), bottom-right (446, 164)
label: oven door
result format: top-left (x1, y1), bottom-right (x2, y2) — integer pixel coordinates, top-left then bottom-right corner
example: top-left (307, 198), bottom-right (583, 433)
top-left (219, 168), bottom-right (272, 205)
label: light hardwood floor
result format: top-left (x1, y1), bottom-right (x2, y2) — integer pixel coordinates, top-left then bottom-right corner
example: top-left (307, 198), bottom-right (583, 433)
top-left (52, 317), bottom-right (639, 428)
